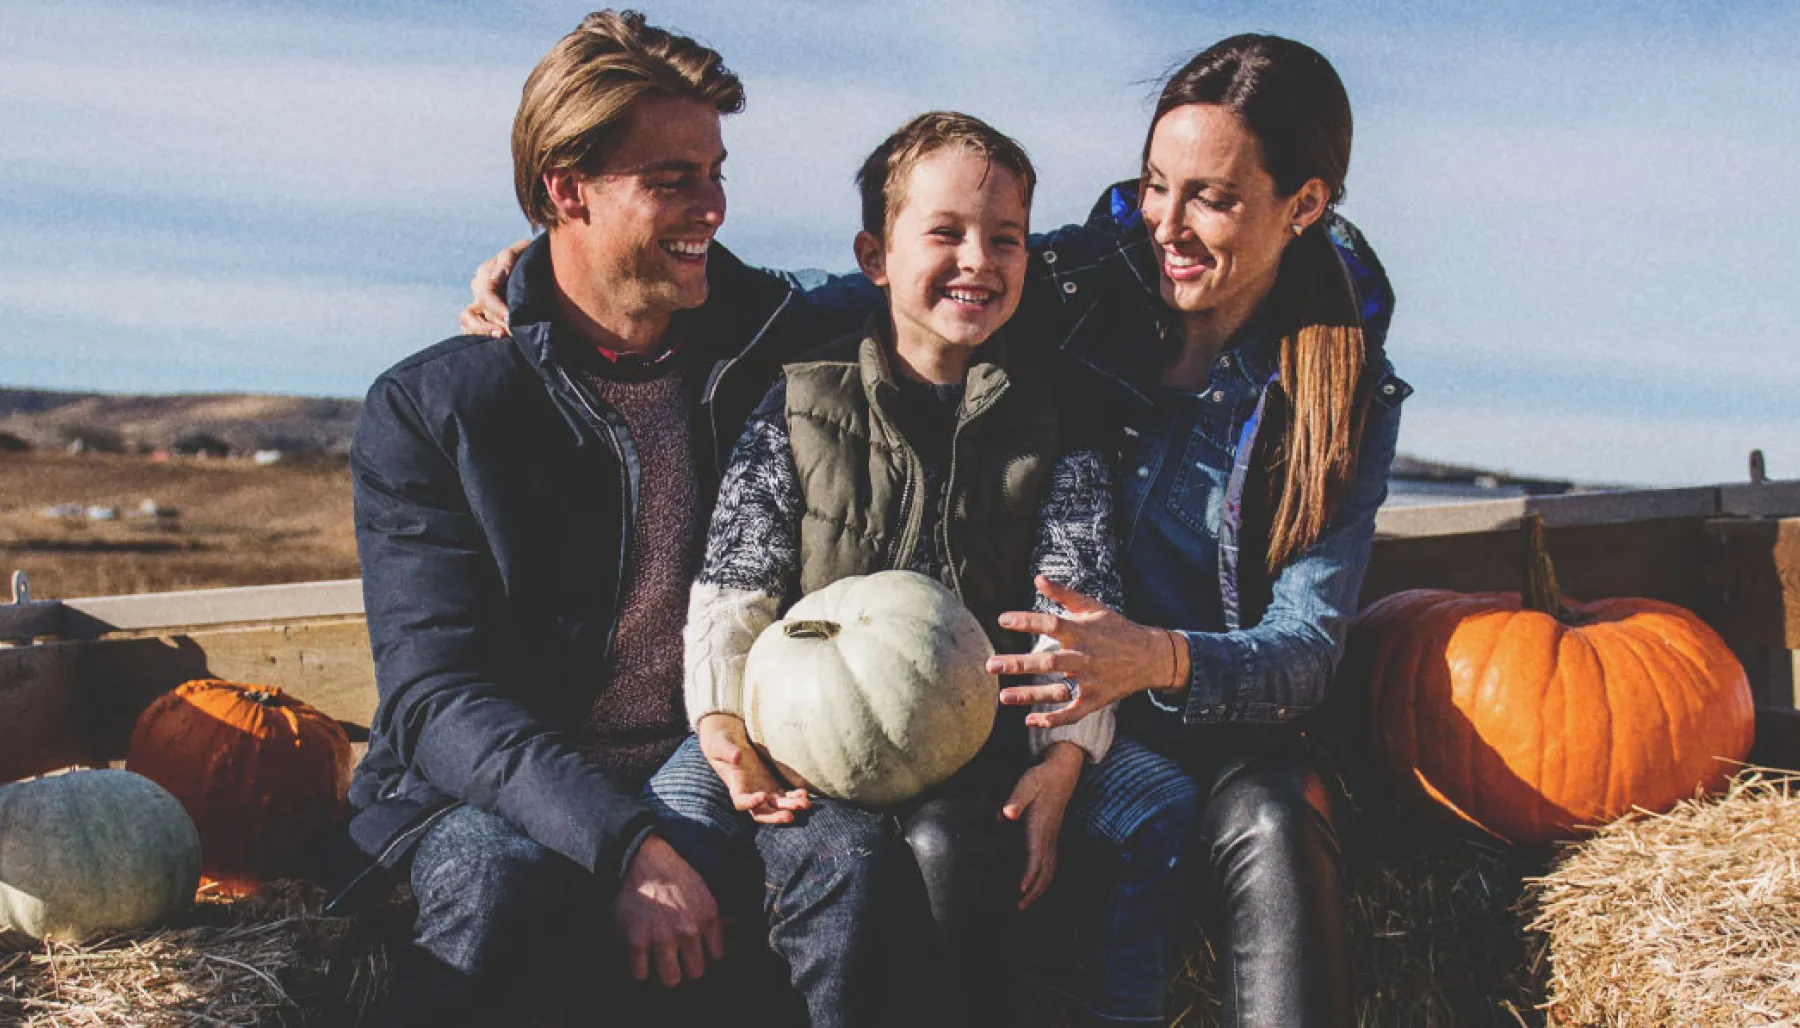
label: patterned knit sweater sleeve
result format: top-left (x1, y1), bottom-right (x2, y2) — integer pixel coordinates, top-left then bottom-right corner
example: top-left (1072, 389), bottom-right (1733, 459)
top-left (1025, 449), bottom-right (1124, 763)
top-left (683, 381), bottom-right (803, 729)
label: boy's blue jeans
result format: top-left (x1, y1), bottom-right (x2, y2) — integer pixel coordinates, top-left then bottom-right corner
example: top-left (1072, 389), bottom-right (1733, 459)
top-left (647, 734), bottom-right (1022, 1028)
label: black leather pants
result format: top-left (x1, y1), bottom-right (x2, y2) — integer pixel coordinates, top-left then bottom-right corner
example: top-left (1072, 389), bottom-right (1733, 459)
top-left (901, 778), bottom-right (1023, 1027)
top-left (1192, 733), bottom-right (1351, 1028)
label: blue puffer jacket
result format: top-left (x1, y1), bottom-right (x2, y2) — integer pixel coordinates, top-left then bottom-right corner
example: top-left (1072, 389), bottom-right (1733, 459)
top-left (1016, 183), bottom-right (1410, 728)
top-left (336, 236), bottom-right (821, 904)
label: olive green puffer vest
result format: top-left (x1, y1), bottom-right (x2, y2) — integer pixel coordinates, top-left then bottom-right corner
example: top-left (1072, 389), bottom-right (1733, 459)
top-left (782, 332), bottom-right (1057, 651)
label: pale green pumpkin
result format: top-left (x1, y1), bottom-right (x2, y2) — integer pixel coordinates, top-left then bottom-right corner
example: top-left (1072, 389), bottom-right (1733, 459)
top-left (0, 769), bottom-right (201, 943)
top-left (744, 571), bottom-right (997, 805)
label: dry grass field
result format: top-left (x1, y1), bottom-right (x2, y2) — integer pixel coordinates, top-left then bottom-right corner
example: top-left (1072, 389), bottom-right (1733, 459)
top-left (0, 451), bottom-right (357, 599)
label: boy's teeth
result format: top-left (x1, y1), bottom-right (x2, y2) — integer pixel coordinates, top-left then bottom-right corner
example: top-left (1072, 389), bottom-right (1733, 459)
top-left (946, 289), bottom-right (991, 305)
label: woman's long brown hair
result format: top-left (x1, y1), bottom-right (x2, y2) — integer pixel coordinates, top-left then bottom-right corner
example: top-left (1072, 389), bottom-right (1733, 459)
top-left (1144, 34), bottom-right (1370, 573)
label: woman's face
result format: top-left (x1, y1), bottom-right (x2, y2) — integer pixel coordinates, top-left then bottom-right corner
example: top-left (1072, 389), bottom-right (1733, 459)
top-left (1140, 103), bottom-right (1322, 324)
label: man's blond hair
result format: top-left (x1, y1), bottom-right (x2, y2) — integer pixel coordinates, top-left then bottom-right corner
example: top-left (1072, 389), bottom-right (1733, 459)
top-left (513, 10), bottom-right (743, 228)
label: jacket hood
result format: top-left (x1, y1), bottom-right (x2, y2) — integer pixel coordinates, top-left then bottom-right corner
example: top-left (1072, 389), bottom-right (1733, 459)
top-left (1085, 180), bottom-right (1396, 353)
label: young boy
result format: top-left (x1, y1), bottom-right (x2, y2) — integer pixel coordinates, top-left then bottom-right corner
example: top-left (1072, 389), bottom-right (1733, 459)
top-left (650, 112), bottom-right (1188, 1027)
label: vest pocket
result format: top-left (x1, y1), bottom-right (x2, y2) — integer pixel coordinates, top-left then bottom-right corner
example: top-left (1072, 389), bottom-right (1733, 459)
top-left (1167, 430), bottom-right (1229, 539)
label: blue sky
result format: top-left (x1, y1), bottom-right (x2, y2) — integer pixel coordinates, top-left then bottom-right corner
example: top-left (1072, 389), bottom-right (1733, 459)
top-left (3, 0), bottom-right (1796, 486)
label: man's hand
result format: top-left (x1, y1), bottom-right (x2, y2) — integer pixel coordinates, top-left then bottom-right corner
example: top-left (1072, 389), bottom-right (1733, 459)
top-left (990, 576), bottom-right (1191, 729)
top-left (612, 835), bottom-right (724, 987)
top-left (697, 713), bottom-right (811, 824)
top-left (459, 239), bottom-right (529, 337)
top-left (1000, 741), bottom-right (1085, 910)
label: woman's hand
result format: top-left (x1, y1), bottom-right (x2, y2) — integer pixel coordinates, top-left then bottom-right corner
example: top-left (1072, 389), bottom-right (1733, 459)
top-left (459, 239), bottom-right (530, 337)
top-left (1001, 741), bottom-right (1084, 910)
top-left (990, 575), bottom-right (1190, 729)
top-left (697, 713), bottom-right (811, 824)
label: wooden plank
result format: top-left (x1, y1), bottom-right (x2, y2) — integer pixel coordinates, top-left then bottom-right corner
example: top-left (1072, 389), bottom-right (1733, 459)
top-left (0, 643), bottom-right (95, 781)
top-left (59, 579), bottom-right (364, 639)
top-left (1364, 517), bottom-right (1711, 611)
top-left (0, 600), bottom-right (62, 643)
top-left (1373, 486), bottom-right (1720, 540)
top-left (78, 619), bottom-right (377, 761)
top-left (1702, 517), bottom-right (1800, 650)
top-left (1720, 480), bottom-right (1800, 518)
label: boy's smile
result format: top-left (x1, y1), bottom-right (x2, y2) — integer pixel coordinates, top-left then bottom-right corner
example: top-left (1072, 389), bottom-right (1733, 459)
top-left (855, 147), bottom-right (1030, 384)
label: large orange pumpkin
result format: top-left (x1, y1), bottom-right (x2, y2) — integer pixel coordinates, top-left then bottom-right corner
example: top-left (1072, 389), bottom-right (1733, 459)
top-left (125, 679), bottom-right (353, 896)
top-left (1352, 515), bottom-right (1754, 845)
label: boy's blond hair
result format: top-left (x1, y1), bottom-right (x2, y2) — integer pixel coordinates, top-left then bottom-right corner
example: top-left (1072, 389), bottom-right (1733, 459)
top-left (854, 111), bottom-right (1037, 238)
top-left (513, 10), bottom-right (743, 228)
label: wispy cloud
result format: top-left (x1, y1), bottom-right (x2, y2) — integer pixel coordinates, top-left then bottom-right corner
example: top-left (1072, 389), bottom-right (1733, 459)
top-left (3, 0), bottom-right (1796, 484)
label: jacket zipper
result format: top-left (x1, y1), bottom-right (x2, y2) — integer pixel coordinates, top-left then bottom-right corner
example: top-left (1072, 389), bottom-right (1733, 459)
top-left (888, 466), bottom-right (918, 571)
top-left (554, 362), bottom-right (637, 666)
top-left (704, 289), bottom-right (797, 478)
top-left (937, 382), bottom-right (1009, 597)
top-left (322, 801), bottom-right (459, 914)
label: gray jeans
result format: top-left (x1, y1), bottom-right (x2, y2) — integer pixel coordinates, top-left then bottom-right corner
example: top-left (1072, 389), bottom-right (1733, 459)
top-left (383, 792), bottom-right (795, 1026)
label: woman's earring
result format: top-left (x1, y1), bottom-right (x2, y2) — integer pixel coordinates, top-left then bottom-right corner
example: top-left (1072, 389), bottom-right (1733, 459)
top-left (1290, 223), bottom-right (1304, 237)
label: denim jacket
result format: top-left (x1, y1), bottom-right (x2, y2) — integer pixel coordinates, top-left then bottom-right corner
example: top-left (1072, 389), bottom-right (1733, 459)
top-left (1020, 185), bottom-right (1411, 729)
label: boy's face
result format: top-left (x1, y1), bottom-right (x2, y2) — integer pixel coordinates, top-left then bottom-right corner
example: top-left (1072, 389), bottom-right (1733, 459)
top-left (856, 147), bottom-right (1029, 355)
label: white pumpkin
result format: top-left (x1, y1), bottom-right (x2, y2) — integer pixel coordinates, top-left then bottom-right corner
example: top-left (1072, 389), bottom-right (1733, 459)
top-left (0, 769), bottom-right (202, 943)
top-left (744, 570), bottom-right (997, 805)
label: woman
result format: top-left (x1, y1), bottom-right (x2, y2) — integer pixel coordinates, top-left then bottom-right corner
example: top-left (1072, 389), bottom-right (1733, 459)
top-left (463, 34), bottom-right (1403, 1026)
top-left (988, 36), bottom-right (1407, 1027)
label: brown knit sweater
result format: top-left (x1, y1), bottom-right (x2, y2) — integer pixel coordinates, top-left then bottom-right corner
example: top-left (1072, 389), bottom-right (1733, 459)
top-left (575, 356), bottom-right (705, 787)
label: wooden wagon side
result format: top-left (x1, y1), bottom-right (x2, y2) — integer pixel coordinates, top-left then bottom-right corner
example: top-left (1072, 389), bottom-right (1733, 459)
top-left (5, 479), bottom-right (1799, 782)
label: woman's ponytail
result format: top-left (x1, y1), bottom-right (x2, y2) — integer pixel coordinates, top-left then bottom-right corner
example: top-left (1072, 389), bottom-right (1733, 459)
top-left (1263, 227), bottom-right (1369, 572)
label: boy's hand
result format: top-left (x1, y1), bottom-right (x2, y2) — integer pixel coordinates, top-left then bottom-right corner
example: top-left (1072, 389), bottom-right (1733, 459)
top-left (697, 713), bottom-right (811, 824)
top-left (459, 238), bottom-right (529, 337)
top-left (1001, 741), bottom-right (1085, 910)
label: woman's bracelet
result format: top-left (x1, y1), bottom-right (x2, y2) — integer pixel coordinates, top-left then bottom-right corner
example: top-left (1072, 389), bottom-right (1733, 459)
top-left (1145, 629), bottom-right (1188, 713)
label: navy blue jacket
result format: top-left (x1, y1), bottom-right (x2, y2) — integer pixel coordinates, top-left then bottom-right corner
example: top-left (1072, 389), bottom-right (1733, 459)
top-left (341, 236), bottom-right (819, 891)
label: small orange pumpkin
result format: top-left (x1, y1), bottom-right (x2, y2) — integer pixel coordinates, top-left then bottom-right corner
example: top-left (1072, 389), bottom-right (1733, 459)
top-left (1352, 514), bottom-right (1754, 845)
top-left (126, 679), bottom-right (352, 896)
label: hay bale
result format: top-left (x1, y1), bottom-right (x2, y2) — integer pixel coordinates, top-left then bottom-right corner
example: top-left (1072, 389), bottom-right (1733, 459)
top-left (1529, 769), bottom-right (1800, 1025)
top-left (0, 881), bottom-right (400, 1027)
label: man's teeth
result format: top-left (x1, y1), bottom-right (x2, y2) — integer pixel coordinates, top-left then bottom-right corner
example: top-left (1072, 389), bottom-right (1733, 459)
top-left (945, 289), bottom-right (993, 306)
top-left (663, 239), bottom-right (710, 257)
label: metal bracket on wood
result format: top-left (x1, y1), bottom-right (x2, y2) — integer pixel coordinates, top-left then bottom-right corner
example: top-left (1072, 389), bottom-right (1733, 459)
top-left (1, 570), bottom-right (63, 644)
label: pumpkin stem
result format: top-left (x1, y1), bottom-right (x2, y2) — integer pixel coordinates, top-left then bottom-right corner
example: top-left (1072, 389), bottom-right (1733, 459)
top-left (783, 620), bottom-right (841, 640)
top-left (1521, 513), bottom-right (1574, 622)
top-left (244, 689), bottom-right (281, 705)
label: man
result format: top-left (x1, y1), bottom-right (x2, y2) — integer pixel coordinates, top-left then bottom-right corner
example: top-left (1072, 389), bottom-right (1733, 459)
top-left (340, 11), bottom-right (821, 1024)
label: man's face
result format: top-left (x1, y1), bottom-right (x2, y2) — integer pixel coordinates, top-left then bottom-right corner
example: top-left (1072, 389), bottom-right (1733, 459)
top-left (560, 95), bottom-right (727, 317)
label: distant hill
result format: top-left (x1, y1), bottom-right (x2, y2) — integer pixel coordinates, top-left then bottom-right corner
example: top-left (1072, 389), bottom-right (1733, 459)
top-left (0, 387), bottom-right (361, 455)
top-left (0, 385), bottom-right (1595, 493)
top-left (1388, 454), bottom-right (1575, 496)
